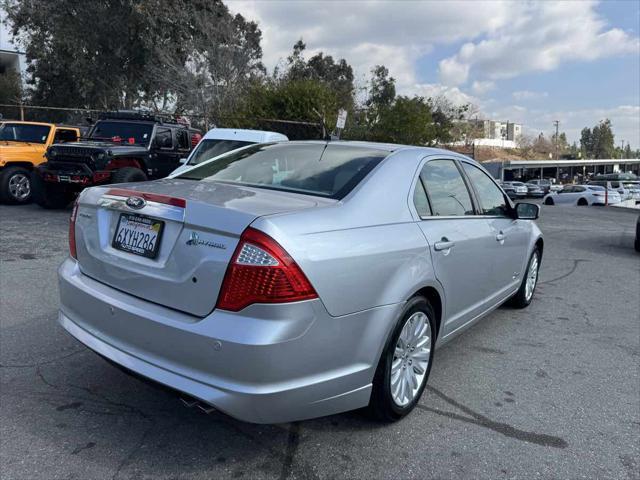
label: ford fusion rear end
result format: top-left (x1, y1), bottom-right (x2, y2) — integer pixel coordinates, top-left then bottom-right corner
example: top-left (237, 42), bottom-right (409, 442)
top-left (58, 143), bottom-right (399, 423)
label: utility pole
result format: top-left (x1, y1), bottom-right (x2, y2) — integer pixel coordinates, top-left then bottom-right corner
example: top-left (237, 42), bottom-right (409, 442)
top-left (620, 140), bottom-right (624, 159)
top-left (553, 120), bottom-right (559, 160)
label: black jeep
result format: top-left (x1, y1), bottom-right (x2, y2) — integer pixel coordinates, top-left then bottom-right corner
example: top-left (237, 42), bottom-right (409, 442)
top-left (33, 111), bottom-right (199, 208)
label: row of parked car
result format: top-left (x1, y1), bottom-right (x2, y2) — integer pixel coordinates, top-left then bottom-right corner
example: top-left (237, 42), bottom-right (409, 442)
top-left (0, 111), bottom-right (288, 208)
top-left (500, 177), bottom-right (640, 207)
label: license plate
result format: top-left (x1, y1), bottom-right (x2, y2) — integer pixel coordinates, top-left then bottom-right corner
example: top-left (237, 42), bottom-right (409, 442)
top-left (112, 213), bottom-right (164, 259)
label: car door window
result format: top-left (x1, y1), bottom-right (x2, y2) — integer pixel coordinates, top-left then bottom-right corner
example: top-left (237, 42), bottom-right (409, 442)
top-left (574, 186), bottom-right (586, 193)
top-left (53, 128), bottom-right (78, 143)
top-left (413, 178), bottom-right (431, 217)
top-left (461, 162), bottom-right (508, 216)
top-left (421, 159), bottom-right (474, 216)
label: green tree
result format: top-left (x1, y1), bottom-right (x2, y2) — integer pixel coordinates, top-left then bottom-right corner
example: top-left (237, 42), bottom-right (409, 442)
top-left (580, 120), bottom-right (615, 158)
top-left (624, 144), bottom-right (632, 159)
top-left (0, 70), bottom-right (23, 120)
top-left (0, 70), bottom-right (22, 105)
top-left (280, 40), bottom-right (355, 112)
top-left (369, 96), bottom-right (435, 145)
top-left (580, 127), bottom-right (593, 158)
top-left (239, 79), bottom-right (339, 139)
top-left (3, 0), bottom-right (261, 115)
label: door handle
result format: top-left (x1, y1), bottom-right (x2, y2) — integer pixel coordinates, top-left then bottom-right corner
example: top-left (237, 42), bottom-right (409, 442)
top-left (434, 238), bottom-right (455, 251)
top-left (496, 231), bottom-right (505, 243)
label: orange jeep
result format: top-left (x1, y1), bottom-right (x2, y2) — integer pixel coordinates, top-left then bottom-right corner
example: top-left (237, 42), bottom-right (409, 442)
top-left (0, 121), bottom-right (80, 204)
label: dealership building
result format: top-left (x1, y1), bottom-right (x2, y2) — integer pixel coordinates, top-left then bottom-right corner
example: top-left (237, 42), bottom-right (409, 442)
top-left (484, 158), bottom-right (640, 182)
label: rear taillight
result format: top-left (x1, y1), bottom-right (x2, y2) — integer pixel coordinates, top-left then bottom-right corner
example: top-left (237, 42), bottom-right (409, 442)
top-left (217, 227), bottom-right (318, 312)
top-left (69, 200), bottom-right (79, 259)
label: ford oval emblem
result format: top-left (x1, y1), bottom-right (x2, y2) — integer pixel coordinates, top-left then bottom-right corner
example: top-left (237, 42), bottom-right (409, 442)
top-left (125, 196), bottom-right (146, 210)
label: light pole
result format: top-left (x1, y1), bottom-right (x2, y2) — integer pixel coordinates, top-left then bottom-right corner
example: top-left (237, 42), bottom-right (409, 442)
top-left (553, 120), bottom-right (559, 160)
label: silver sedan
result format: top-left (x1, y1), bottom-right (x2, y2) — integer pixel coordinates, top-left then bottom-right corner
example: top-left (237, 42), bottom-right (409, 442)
top-left (58, 141), bottom-right (543, 423)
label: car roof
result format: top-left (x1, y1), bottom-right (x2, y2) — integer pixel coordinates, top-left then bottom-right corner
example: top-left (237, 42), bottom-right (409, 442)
top-left (202, 128), bottom-right (288, 143)
top-left (271, 140), bottom-right (466, 158)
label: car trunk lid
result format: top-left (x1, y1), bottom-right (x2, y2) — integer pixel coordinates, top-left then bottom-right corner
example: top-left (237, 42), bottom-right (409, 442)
top-left (75, 179), bottom-right (331, 316)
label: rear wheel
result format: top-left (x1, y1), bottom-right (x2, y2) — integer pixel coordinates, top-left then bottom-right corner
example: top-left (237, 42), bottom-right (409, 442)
top-left (0, 166), bottom-right (32, 204)
top-left (544, 197), bottom-right (554, 205)
top-left (508, 248), bottom-right (540, 308)
top-left (32, 173), bottom-right (75, 209)
top-left (111, 167), bottom-right (147, 184)
top-left (368, 296), bottom-right (436, 421)
top-left (577, 198), bottom-right (588, 206)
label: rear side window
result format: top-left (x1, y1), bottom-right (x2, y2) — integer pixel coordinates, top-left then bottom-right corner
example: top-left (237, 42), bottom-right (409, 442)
top-left (461, 162), bottom-right (508, 216)
top-left (188, 139), bottom-right (254, 166)
top-left (178, 143), bottom-right (388, 200)
top-left (421, 160), bottom-right (474, 216)
top-left (176, 129), bottom-right (190, 150)
top-left (413, 179), bottom-right (431, 217)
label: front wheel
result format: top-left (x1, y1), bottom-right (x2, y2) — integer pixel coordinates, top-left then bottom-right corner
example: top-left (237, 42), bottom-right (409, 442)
top-left (367, 296), bottom-right (436, 421)
top-left (544, 197), bottom-right (554, 205)
top-left (0, 166), bottom-right (32, 204)
top-left (508, 248), bottom-right (540, 308)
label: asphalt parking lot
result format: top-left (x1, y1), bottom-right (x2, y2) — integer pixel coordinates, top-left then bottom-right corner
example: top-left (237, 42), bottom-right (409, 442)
top-left (1, 202), bottom-right (638, 480)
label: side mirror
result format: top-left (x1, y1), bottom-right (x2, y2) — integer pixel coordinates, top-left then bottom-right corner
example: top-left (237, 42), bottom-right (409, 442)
top-left (515, 202), bottom-right (540, 220)
top-left (179, 158), bottom-right (187, 164)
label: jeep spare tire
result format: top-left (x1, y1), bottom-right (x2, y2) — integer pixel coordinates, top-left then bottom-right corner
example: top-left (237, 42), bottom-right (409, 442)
top-left (112, 167), bottom-right (147, 184)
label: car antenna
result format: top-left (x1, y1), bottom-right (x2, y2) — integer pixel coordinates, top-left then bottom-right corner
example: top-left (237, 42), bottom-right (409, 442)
top-left (311, 107), bottom-right (331, 162)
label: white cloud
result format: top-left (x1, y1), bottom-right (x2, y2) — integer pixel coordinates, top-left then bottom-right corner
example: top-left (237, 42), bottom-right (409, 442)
top-left (512, 90), bottom-right (549, 101)
top-left (472, 80), bottom-right (496, 95)
top-left (227, 0), bottom-right (513, 99)
top-left (438, 1), bottom-right (640, 85)
top-left (411, 83), bottom-right (479, 107)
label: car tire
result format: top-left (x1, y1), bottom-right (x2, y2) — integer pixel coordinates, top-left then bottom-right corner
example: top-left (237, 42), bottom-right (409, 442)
top-left (577, 198), bottom-right (588, 206)
top-left (367, 296), bottom-right (436, 422)
top-left (32, 172), bottom-right (75, 209)
top-left (544, 197), bottom-right (554, 205)
top-left (508, 248), bottom-right (541, 309)
top-left (0, 166), bottom-right (32, 204)
top-left (111, 167), bottom-right (147, 184)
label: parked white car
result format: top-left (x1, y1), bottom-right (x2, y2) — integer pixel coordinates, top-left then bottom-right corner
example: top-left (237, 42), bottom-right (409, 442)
top-left (588, 180), bottom-right (633, 200)
top-left (543, 185), bottom-right (621, 206)
top-left (170, 128), bottom-right (288, 176)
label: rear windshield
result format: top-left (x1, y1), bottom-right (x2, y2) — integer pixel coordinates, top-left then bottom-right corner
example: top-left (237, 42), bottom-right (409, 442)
top-left (89, 121), bottom-right (153, 145)
top-left (188, 139), bottom-right (254, 166)
top-left (0, 123), bottom-right (51, 143)
top-left (177, 143), bottom-right (389, 199)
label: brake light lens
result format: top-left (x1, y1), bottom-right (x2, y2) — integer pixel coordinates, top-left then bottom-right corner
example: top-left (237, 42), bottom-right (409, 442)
top-left (69, 200), bottom-right (79, 259)
top-left (217, 228), bottom-right (317, 311)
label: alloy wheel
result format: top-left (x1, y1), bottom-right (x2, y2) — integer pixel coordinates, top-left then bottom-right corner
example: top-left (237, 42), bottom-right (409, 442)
top-left (8, 173), bottom-right (31, 201)
top-left (525, 252), bottom-right (539, 302)
top-left (390, 311), bottom-right (432, 407)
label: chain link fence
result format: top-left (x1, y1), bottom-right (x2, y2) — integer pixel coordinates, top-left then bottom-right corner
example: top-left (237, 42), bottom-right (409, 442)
top-left (0, 103), bottom-right (325, 140)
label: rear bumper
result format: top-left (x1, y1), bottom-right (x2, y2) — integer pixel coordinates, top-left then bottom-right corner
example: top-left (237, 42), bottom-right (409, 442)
top-left (58, 258), bottom-right (400, 423)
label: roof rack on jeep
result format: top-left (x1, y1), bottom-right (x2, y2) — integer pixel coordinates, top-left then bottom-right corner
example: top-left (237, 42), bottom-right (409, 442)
top-left (97, 110), bottom-right (184, 126)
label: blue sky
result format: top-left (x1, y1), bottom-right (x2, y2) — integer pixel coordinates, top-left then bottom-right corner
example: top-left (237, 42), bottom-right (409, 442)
top-left (231, 0), bottom-right (640, 149)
